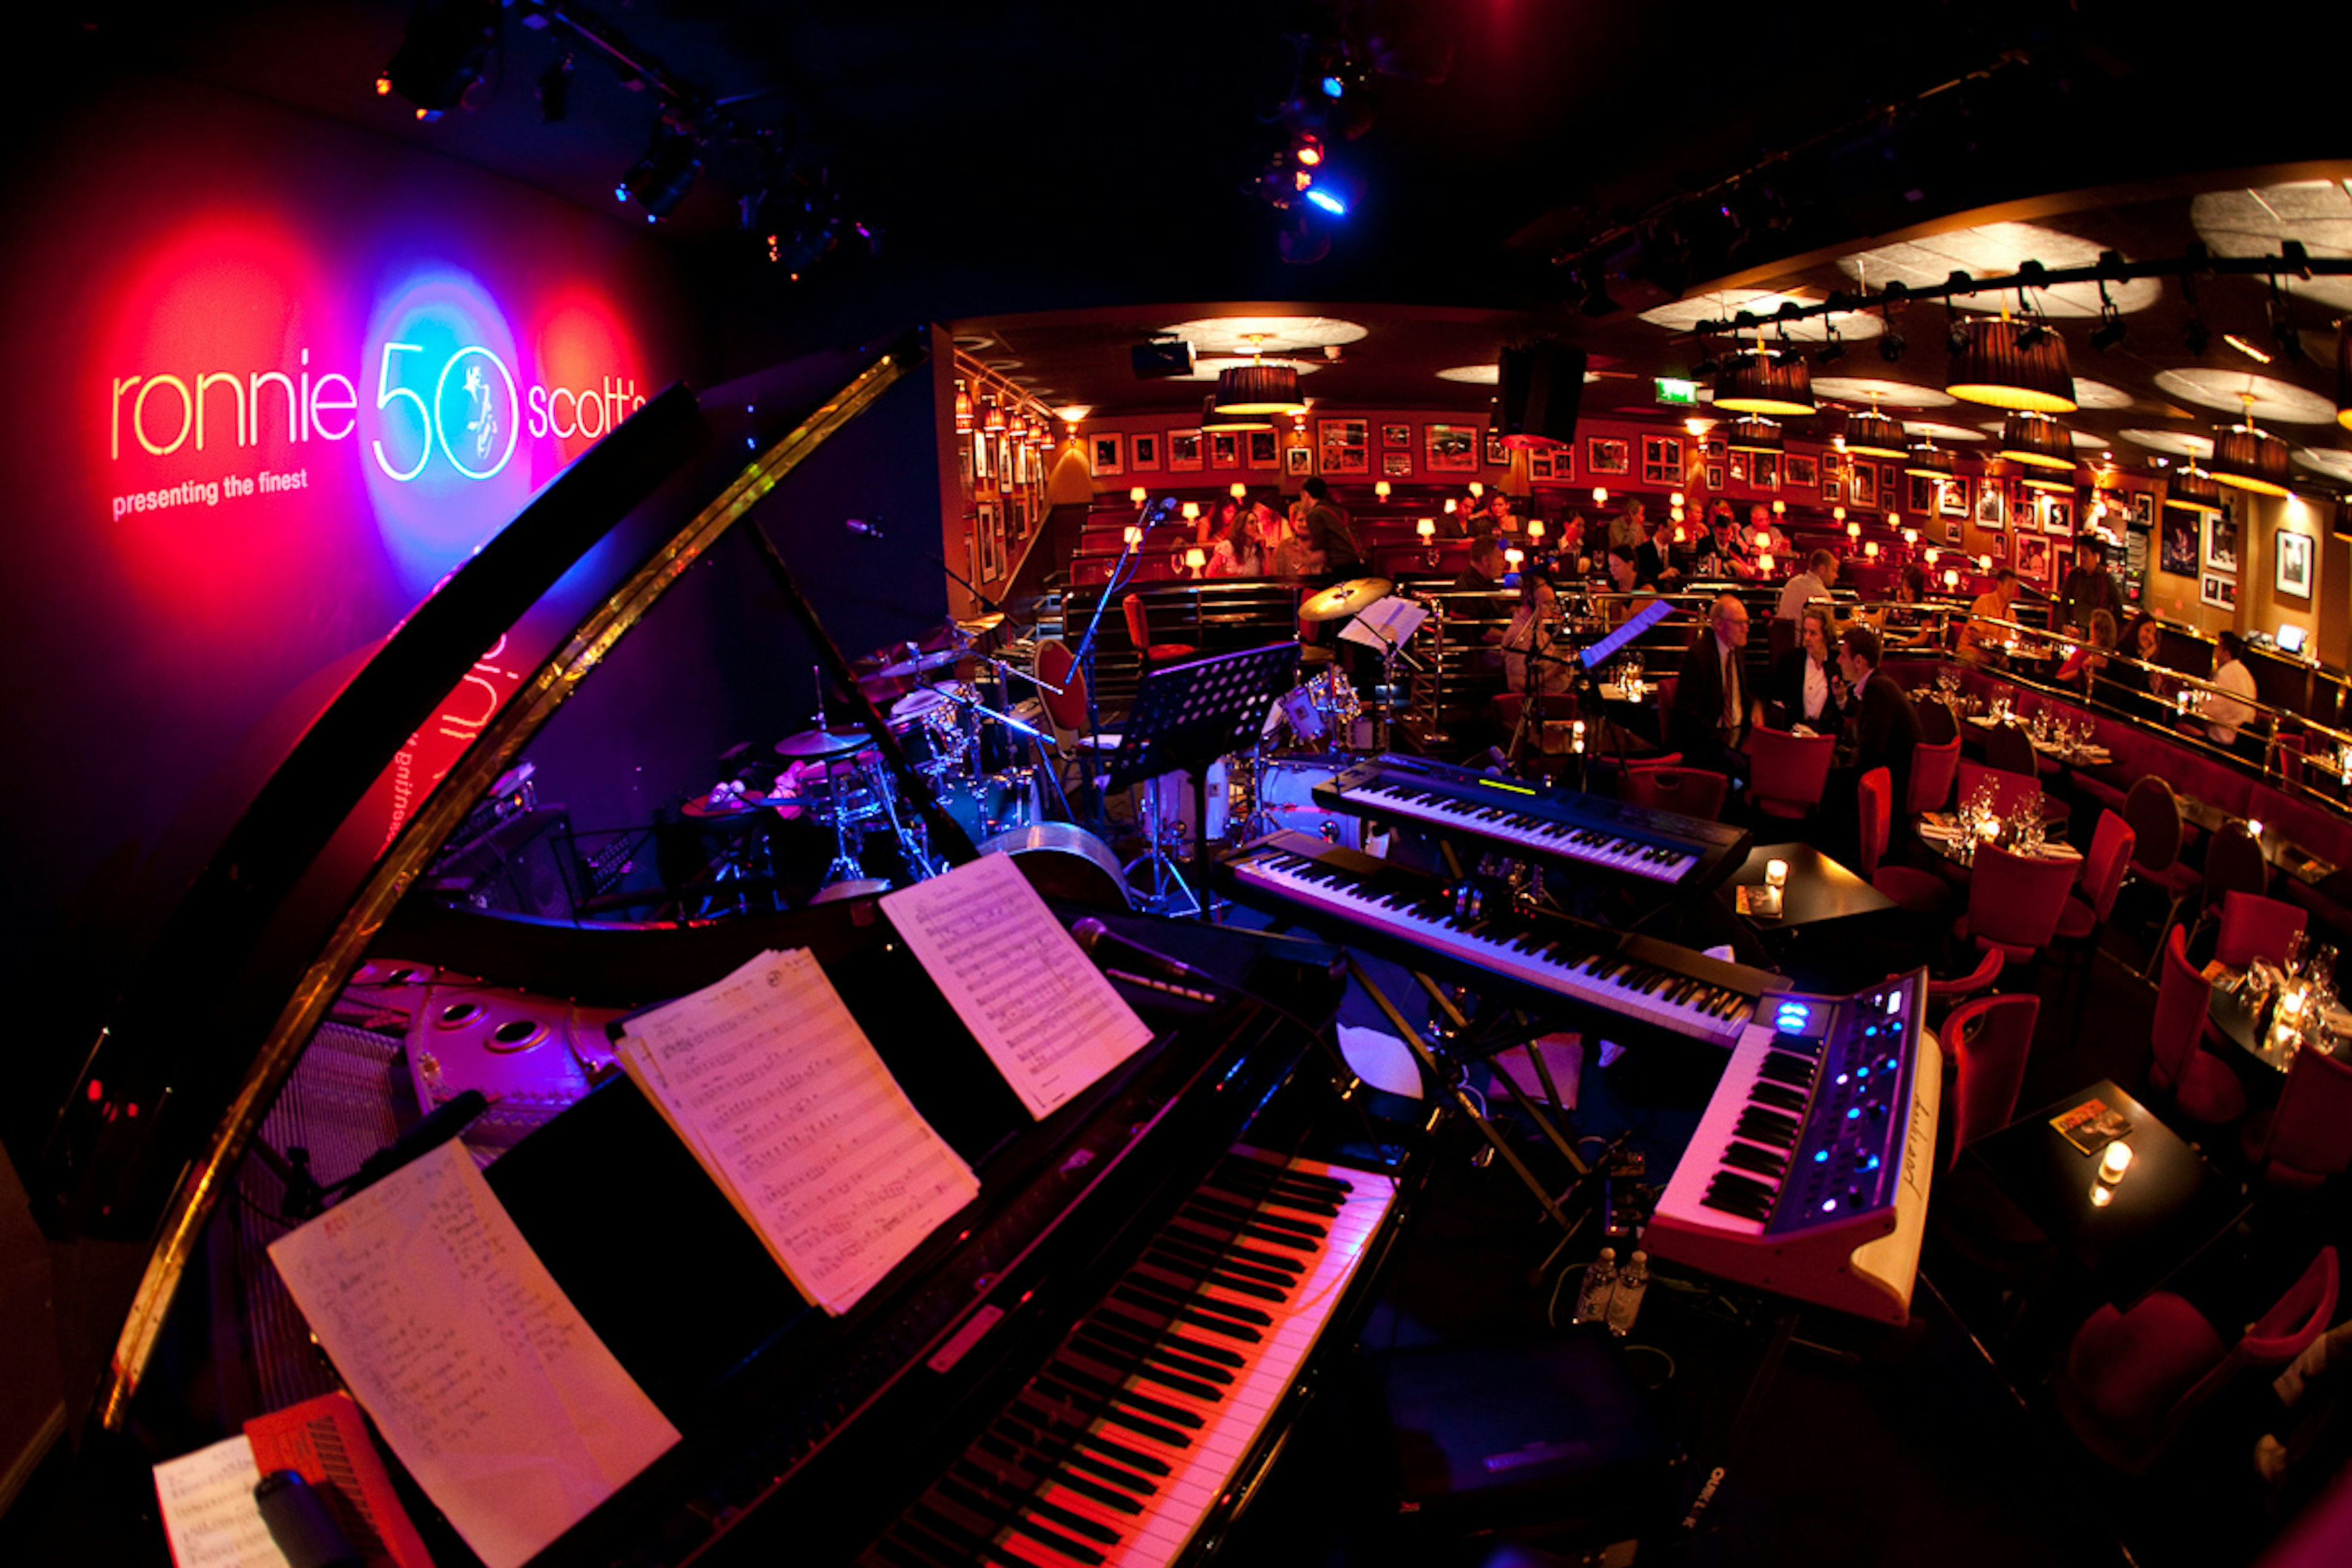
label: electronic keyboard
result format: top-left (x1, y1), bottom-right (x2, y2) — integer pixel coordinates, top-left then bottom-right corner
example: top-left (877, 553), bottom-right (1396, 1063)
top-left (1216, 832), bottom-right (1775, 1046)
top-left (1646, 969), bottom-right (1940, 1325)
top-left (1311, 753), bottom-right (1752, 893)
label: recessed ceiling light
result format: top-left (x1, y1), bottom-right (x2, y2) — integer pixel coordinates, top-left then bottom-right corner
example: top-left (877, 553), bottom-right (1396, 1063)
top-left (2120, 428), bottom-right (2215, 458)
top-left (2150, 369), bottom-right (2337, 424)
top-left (1158, 315), bottom-right (1368, 355)
top-left (2294, 447), bottom-right (2352, 482)
top-left (1900, 420), bottom-right (1986, 442)
top-left (1811, 376), bottom-right (1953, 409)
top-left (1436, 363), bottom-right (1499, 385)
top-left (1838, 222), bottom-right (2163, 318)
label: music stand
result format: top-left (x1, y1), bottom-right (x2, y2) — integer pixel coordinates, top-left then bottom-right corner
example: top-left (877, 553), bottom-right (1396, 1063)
top-left (1104, 641), bottom-right (1302, 917)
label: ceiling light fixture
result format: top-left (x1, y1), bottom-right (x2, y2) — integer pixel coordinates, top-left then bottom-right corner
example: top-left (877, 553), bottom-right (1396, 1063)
top-left (1842, 405), bottom-right (1909, 461)
top-left (2088, 277), bottom-right (2125, 353)
top-left (2209, 390), bottom-right (2293, 496)
top-left (2164, 465), bottom-right (2225, 514)
top-left (1999, 410), bottom-right (2076, 471)
top-left (1945, 314), bottom-right (2078, 413)
top-left (1814, 323), bottom-right (1847, 367)
top-left (1210, 334), bottom-right (1310, 418)
top-left (1902, 439), bottom-right (1956, 481)
top-left (1713, 345), bottom-right (1815, 415)
top-left (1199, 394), bottom-right (1272, 434)
top-left (1725, 415), bottom-right (1785, 454)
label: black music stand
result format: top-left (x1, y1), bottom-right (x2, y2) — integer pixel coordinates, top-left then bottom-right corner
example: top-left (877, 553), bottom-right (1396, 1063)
top-left (1104, 641), bottom-right (1301, 918)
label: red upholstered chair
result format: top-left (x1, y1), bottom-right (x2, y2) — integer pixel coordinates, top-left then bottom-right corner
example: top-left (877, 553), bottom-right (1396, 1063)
top-left (2242, 1047), bottom-right (2352, 1191)
top-left (1031, 638), bottom-right (1118, 788)
top-left (1955, 759), bottom-right (2043, 826)
top-left (1745, 726), bottom-right (1834, 820)
top-left (1905, 734), bottom-right (1961, 815)
top-left (2053, 1246), bottom-right (2338, 1474)
top-left (2215, 891), bottom-right (2308, 971)
top-left (1951, 844), bottom-right (2076, 964)
top-left (1926, 946), bottom-right (2005, 1025)
top-left (2126, 777), bottom-right (2202, 974)
top-left (1620, 766), bottom-right (1728, 821)
top-left (1986, 721), bottom-right (2070, 824)
top-left (1624, 752), bottom-right (1685, 771)
top-left (1857, 767), bottom-right (1951, 914)
top-left (1941, 993), bottom-right (2040, 1170)
top-left (1914, 697), bottom-right (1959, 745)
top-left (2147, 924), bottom-right (2248, 1126)
top-left (1122, 593), bottom-right (1197, 669)
top-left (2199, 821), bottom-right (2272, 918)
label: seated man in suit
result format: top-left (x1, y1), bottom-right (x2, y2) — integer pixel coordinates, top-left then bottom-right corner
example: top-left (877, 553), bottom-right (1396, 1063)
top-left (1670, 592), bottom-right (1757, 776)
top-left (1836, 623), bottom-right (1923, 824)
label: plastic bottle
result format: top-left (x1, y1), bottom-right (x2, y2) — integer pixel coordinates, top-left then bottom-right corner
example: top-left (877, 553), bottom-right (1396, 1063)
top-left (1605, 1249), bottom-right (1649, 1338)
top-left (1572, 1246), bottom-right (1618, 1325)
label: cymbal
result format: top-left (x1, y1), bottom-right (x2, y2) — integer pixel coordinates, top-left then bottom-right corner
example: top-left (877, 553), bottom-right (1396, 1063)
top-left (775, 727), bottom-right (869, 758)
top-left (956, 612), bottom-right (1006, 636)
top-left (875, 646), bottom-right (973, 679)
top-left (1298, 577), bottom-right (1393, 624)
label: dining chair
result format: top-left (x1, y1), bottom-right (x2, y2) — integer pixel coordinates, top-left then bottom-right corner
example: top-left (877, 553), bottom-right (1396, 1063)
top-left (2214, 891), bottom-right (2309, 971)
top-left (1905, 734), bottom-right (1962, 815)
top-left (1032, 638), bottom-right (1118, 791)
top-left (2050, 810), bottom-right (2135, 1020)
top-left (2052, 1246), bottom-right (2338, 1474)
top-left (1940, 993), bottom-right (2040, 1172)
top-left (2147, 924), bottom-right (2249, 1126)
top-left (2241, 1047), bottom-right (2352, 1191)
top-left (1121, 593), bottom-right (1197, 669)
top-left (1951, 843), bottom-right (2078, 965)
top-left (1619, 765), bottom-right (1728, 821)
top-left (1857, 767), bottom-right (1951, 914)
top-left (1925, 946), bottom-right (2005, 1023)
top-left (2125, 777), bottom-right (2201, 976)
top-left (1985, 719), bottom-right (2062, 786)
top-left (2198, 821), bottom-right (2272, 919)
top-left (1914, 697), bottom-right (1959, 746)
top-left (1744, 726), bottom-right (1834, 821)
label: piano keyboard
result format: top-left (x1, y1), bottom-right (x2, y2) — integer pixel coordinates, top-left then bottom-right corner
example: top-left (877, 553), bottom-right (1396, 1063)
top-left (1218, 833), bottom-right (1768, 1046)
top-left (1311, 754), bottom-right (1751, 893)
top-left (1646, 972), bottom-right (1942, 1325)
top-left (864, 1152), bottom-right (1398, 1568)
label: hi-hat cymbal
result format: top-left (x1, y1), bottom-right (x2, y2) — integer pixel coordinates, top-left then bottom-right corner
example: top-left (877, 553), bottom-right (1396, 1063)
top-left (1298, 577), bottom-right (1393, 624)
top-left (956, 612), bottom-right (1006, 636)
top-left (875, 646), bottom-right (974, 679)
top-left (775, 727), bottom-right (869, 758)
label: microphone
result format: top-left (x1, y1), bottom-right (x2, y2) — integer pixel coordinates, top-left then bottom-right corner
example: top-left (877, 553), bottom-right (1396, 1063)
top-left (1070, 917), bottom-right (1223, 1001)
top-left (846, 517), bottom-right (884, 538)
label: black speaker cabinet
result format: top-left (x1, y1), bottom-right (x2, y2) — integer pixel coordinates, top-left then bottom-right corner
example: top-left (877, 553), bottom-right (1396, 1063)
top-left (1497, 342), bottom-right (1589, 450)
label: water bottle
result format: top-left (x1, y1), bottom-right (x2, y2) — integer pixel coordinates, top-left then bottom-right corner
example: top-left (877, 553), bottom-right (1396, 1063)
top-left (1605, 1250), bottom-right (1650, 1338)
top-left (1572, 1246), bottom-right (1618, 1326)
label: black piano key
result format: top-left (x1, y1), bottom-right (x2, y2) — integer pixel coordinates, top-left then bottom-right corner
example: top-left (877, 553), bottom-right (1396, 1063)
top-left (1733, 1107), bottom-right (1801, 1148)
top-left (1153, 1234), bottom-right (1295, 1291)
top-left (1034, 1374), bottom-right (1193, 1449)
top-left (1071, 1336), bottom-right (1226, 1402)
top-left (1721, 1140), bottom-right (1788, 1180)
top-left (910, 1498), bottom-right (1061, 1568)
top-left (1111, 1286), bottom-right (1264, 1342)
top-left (1048, 1352), bottom-right (1208, 1431)
top-left (1751, 1080), bottom-right (1809, 1114)
top-left (1701, 1173), bottom-right (1779, 1223)
top-left (1012, 1398), bottom-right (1172, 1476)
top-left (1078, 1319), bottom-right (1236, 1387)
top-left (1095, 1306), bottom-right (1246, 1368)
top-left (1756, 1050), bottom-right (1817, 1086)
top-left (957, 1458), bottom-right (1126, 1545)
top-left (1162, 1227), bottom-right (1304, 1280)
top-left (933, 1477), bottom-right (1109, 1565)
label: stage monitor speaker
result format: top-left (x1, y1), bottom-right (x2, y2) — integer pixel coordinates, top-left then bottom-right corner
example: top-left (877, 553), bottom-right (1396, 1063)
top-left (1496, 342), bottom-right (1588, 450)
top-left (1131, 339), bottom-right (1196, 379)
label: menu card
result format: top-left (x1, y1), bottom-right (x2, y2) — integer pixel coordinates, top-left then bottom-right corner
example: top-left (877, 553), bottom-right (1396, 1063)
top-left (2050, 1096), bottom-right (2132, 1155)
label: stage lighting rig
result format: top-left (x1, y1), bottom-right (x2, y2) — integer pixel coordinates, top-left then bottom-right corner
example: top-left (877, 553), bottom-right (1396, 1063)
top-left (383, 0), bottom-right (501, 119)
top-left (617, 121), bottom-right (703, 222)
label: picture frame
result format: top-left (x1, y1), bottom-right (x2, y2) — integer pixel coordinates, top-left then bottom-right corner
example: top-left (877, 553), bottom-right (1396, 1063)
top-left (1942, 518), bottom-right (1962, 545)
top-left (990, 506), bottom-right (1008, 581)
top-left (2041, 494), bottom-right (2073, 536)
top-left (1286, 442), bottom-right (1313, 477)
top-left (1247, 429), bottom-right (1280, 469)
top-left (1823, 472), bottom-right (1843, 505)
top-left (1983, 529), bottom-right (2010, 564)
top-left (2160, 508), bottom-right (2198, 575)
top-left (1129, 432), bottom-right (1159, 472)
top-left (1529, 448), bottom-right (1556, 481)
top-left (2131, 491), bottom-right (2154, 530)
top-left (2203, 505), bottom-right (2239, 573)
top-left (1090, 432), bottom-right (1123, 477)
top-left (1785, 453), bottom-right (1819, 489)
top-left (1382, 423), bottom-right (1411, 448)
top-left (1485, 428), bottom-right (1508, 466)
top-left (1210, 431), bottom-right (1239, 469)
top-left (1167, 429), bottom-right (1203, 472)
top-left (1586, 436), bottom-right (1630, 477)
top-left (1937, 477), bottom-right (1966, 519)
top-left (2015, 533), bottom-right (2049, 583)
top-left (1907, 473), bottom-right (1935, 514)
top-left (2276, 527), bottom-right (2314, 599)
top-left (1426, 423), bottom-right (1479, 473)
top-left (1642, 434), bottom-right (1685, 486)
top-left (1706, 436), bottom-right (1727, 461)
top-left (1752, 451), bottom-right (1781, 491)
top-left (1381, 451), bottom-right (1412, 478)
top-left (2201, 573), bottom-right (2237, 610)
top-left (1974, 479), bottom-right (2007, 530)
top-left (976, 500), bottom-right (1000, 579)
top-left (1318, 417), bottom-right (1370, 475)
top-left (1850, 462), bottom-right (1877, 509)
top-left (1708, 464), bottom-right (1727, 491)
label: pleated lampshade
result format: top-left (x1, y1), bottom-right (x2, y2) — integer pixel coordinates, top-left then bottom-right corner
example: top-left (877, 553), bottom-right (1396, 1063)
top-left (1725, 415), bottom-right (1784, 453)
top-left (1199, 394), bottom-right (1271, 434)
top-left (1902, 439), bottom-right (1955, 480)
top-left (2020, 470), bottom-right (2075, 494)
top-left (1714, 349), bottom-right (1815, 416)
top-left (1212, 361), bottom-right (1308, 417)
top-left (1946, 317), bottom-right (2078, 413)
top-left (2209, 417), bottom-right (2293, 497)
top-left (2163, 466), bottom-right (2225, 515)
top-left (1999, 410), bottom-right (2076, 470)
top-left (1841, 407), bottom-right (1908, 460)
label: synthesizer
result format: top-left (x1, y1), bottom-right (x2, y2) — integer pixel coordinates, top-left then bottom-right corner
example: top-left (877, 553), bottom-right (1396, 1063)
top-left (1311, 753), bottom-right (1752, 892)
top-left (1646, 968), bottom-right (1941, 1325)
top-left (1216, 832), bottom-right (1775, 1046)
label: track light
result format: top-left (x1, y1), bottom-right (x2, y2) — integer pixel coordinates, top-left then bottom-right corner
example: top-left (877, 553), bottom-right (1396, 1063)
top-left (2089, 278), bottom-right (2125, 352)
top-left (617, 124), bottom-right (703, 222)
top-left (382, 0), bottom-right (500, 117)
top-left (2269, 277), bottom-right (2309, 365)
top-left (1878, 327), bottom-right (1906, 363)
top-left (1814, 324), bottom-right (1846, 366)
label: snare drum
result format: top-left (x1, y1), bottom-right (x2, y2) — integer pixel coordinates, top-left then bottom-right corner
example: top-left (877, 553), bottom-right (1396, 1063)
top-left (796, 748), bottom-right (892, 826)
top-left (889, 687), bottom-right (973, 776)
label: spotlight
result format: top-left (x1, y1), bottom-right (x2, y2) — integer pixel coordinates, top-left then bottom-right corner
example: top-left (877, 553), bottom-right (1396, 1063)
top-left (2015, 318), bottom-right (2048, 352)
top-left (383, 0), bottom-right (500, 117)
top-left (2184, 316), bottom-right (2212, 357)
top-left (2269, 277), bottom-right (2309, 365)
top-left (2089, 278), bottom-right (2125, 352)
top-left (1814, 325), bottom-right (1846, 367)
top-left (1878, 326), bottom-right (1906, 364)
top-left (1304, 187), bottom-right (1348, 217)
top-left (1292, 132), bottom-right (1324, 168)
top-left (618, 124), bottom-right (703, 222)
top-left (537, 52), bottom-right (573, 123)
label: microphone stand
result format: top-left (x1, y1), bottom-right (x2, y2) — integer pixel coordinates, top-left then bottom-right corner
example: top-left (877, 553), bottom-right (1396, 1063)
top-left (1067, 496), bottom-right (1176, 822)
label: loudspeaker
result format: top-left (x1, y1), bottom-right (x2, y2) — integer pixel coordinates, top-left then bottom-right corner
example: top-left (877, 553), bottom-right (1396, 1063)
top-left (1130, 339), bottom-right (1196, 379)
top-left (1496, 342), bottom-right (1588, 450)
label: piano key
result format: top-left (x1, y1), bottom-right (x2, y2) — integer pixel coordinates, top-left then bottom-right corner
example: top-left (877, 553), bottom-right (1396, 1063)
top-left (1719, 1140), bottom-right (1787, 1180)
top-left (1751, 1080), bottom-right (1810, 1115)
top-left (1756, 1049), bottom-right (1818, 1087)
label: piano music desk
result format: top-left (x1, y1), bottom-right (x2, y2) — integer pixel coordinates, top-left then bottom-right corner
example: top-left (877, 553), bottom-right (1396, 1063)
top-left (1964, 1079), bottom-right (2250, 1311)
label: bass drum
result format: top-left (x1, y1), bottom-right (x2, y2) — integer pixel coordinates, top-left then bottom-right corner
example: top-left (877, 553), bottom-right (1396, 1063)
top-left (1250, 756), bottom-right (1364, 850)
top-left (940, 769), bottom-right (1044, 844)
top-left (978, 823), bottom-right (1133, 911)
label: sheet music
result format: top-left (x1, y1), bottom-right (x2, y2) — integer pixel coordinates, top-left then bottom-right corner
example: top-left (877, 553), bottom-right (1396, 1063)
top-left (1340, 595), bottom-right (1428, 652)
top-left (881, 854), bottom-right (1153, 1118)
top-left (153, 1436), bottom-right (288, 1568)
top-left (614, 948), bottom-right (979, 1314)
top-left (268, 1141), bottom-right (680, 1568)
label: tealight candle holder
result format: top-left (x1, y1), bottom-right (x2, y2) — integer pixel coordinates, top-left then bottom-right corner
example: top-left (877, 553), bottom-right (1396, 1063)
top-left (2098, 1140), bottom-right (2134, 1183)
top-left (1765, 859), bottom-right (1789, 889)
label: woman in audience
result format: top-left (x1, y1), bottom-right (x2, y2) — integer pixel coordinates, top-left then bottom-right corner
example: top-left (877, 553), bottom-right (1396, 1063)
top-left (1204, 496), bottom-right (1265, 576)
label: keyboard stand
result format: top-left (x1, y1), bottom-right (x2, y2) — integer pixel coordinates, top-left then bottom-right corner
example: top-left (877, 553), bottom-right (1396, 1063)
top-left (1346, 955), bottom-right (1592, 1235)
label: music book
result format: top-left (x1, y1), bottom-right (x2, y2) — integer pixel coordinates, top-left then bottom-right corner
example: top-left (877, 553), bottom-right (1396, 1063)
top-left (1340, 595), bottom-right (1428, 654)
top-left (2050, 1097), bottom-right (2132, 1155)
top-left (269, 1140), bottom-right (680, 1568)
top-left (881, 853), bottom-right (1153, 1118)
top-left (153, 1393), bottom-right (432, 1568)
top-left (612, 946), bottom-right (979, 1315)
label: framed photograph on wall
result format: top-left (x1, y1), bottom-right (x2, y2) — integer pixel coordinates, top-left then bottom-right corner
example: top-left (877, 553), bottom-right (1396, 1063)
top-left (976, 500), bottom-right (1000, 579)
top-left (1247, 429), bottom-right (1280, 469)
top-left (1427, 423), bottom-right (1479, 472)
top-left (1167, 429), bottom-right (1203, 472)
top-left (1529, 449), bottom-right (1556, 481)
top-left (2277, 527), bottom-right (2314, 599)
top-left (1642, 434), bottom-right (1685, 485)
top-left (1485, 428), bottom-right (1508, 466)
top-left (1382, 423), bottom-right (1411, 448)
top-left (1319, 418), bottom-right (1370, 475)
top-left (1975, 480), bottom-right (2007, 530)
top-left (1090, 432), bottom-right (1123, 477)
top-left (1983, 529), bottom-right (2010, 564)
top-left (2042, 494), bottom-right (2073, 535)
top-left (1942, 518), bottom-right (1962, 545)
top-left (1286, 442), bottom-right (1313, 477)
top-left (1823, 472), bottom-right (1843, 505)
top-left (1850, 462), bottom-right (1877, 510)
top-left (1586, 436), bottom-right (1630, 477)
top-left (1907, 473), bottom-right (1935, 514)
top-left (1381, 451), bottom-right (1412, 478)
top-left (2201, 573), bottom-right (2237, 610)
top-left (1752, 451), bottom-right (1781, 490)
top-left (2132, 491), bottom-right (2154, 530)
top-left (1785, 453), bottom-right (1819, 490)
top-left (1939, 478), bottom-right (1968, 518)
top-left (1209, 431), bottom-right (1239, 468)
top-left (2160, 507), bottom-right (2198, 575)
top-left (1708, 464), bottom-right (1727, 491)
top-left (1130, 432), bottom-right (1159, 471)
top-left (2015, 533), bottom-right (2049, 583)
top-left (2204, 505), bottom-right (2239, 573)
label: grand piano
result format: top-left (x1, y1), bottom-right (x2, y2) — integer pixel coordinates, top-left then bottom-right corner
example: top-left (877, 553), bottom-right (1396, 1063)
top-left (20, 336), bottom-right (1416, 1567)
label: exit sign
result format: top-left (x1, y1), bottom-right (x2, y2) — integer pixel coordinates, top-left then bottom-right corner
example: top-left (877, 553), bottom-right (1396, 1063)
top-left (1655, 377), bottom-right (1698, 406)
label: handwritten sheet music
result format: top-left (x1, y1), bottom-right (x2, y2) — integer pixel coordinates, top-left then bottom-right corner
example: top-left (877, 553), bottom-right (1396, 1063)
top-left (153, 1436), bottom-right (288, 1568)
top-left (881, 854), bottom-right (1152, 1118)
top-left (614, 948), bottom-right (979, 1314)
top-left (268, 1141), bottom-right (679, 1568)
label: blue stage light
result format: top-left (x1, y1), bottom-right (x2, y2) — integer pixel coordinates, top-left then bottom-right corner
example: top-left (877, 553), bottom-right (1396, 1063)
top-left (1321, 75), bottom-right (1344, 98)
top-left (1305, 187), bottom-right (1347, 216)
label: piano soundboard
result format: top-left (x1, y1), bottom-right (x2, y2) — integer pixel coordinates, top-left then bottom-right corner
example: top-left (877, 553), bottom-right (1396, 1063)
top-left (1646, 968), bottom-right (1941, 1325)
